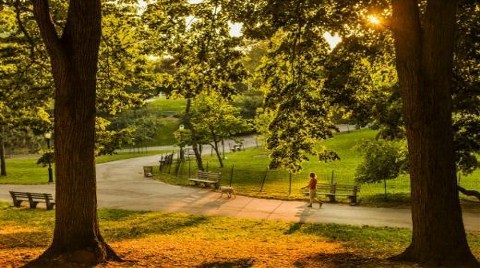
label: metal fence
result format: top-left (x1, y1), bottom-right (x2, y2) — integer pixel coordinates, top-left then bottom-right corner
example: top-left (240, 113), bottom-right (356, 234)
top-left (153, 150), bottom-right (479, 202)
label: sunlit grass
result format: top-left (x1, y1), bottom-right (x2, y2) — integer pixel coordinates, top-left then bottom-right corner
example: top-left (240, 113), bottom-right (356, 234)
top-left (0, 157), bottom-right (51, 185)
top-left (0, 203), bottom-right (479, 258)
top-left (158, 129), bottom-right (409, 202)
top-left (146, 96), bottom-right (187, 114)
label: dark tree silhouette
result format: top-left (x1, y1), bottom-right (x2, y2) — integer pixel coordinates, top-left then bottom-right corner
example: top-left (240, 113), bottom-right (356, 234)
top-left (29, 0), bottom-right (120, 265)
top-left (391, 0), bottom-right (479, 266)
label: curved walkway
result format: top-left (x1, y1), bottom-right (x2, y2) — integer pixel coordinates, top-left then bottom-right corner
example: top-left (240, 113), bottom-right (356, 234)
top-left (0, 154), bottom-right (479, 231)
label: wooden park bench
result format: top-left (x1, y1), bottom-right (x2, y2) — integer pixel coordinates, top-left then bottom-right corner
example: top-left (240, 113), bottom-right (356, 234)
top-left (304, 183), bottom-right (360, 205)
top-left (188, 170), bottom-right (221, 189)
top-left (9, 191), bottom-right (56, 210)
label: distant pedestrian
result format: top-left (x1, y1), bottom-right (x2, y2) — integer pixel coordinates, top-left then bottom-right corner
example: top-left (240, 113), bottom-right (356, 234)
top-left (303, 172), bottom-right (322, 208)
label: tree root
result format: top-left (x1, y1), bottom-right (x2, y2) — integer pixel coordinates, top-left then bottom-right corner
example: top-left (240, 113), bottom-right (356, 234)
top-left (24, 240), bottom-right (122, 267)
top-left (389, 246), bottom-right (480, 267)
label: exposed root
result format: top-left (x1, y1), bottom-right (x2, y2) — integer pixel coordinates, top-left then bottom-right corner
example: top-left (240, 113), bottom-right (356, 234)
top-left (24, 241), bottom-right (123, 267)
top-left (389, 246), bottom-right (480, 268)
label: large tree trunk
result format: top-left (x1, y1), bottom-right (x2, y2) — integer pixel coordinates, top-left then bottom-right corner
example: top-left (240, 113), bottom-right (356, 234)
top-left (391, 0), bottom-right (479, 266)
top-left (28, 0), bottom-right (120, 265)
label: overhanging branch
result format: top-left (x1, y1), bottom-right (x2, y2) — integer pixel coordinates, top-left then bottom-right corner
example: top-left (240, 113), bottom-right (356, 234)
top-left (458, 185), bottom-right (480, 201)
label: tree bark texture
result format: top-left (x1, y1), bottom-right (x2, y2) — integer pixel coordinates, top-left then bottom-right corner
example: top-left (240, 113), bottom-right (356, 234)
top-left (29, 0), bottom-right (120, 265)
top-left (391, 0), bottom-right (479, 266)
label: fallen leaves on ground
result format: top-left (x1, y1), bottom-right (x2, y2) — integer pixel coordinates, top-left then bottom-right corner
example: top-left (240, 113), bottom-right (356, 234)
top-left (0, 235), bottom-right (416, 267)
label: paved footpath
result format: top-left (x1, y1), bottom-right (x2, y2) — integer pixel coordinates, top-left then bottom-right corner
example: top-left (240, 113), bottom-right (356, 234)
top-left (0, 154), bottom-right (478, 231)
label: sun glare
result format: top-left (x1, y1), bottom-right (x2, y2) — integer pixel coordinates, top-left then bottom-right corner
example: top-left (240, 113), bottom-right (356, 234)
top-left (188, 0), bottom-right (203, 4)
top-left (228, 22), bottom-right (243, 37)
top-left (367, 15), bottom-right (381, 25)
top-left (323, 32), bottom-right (342, 51)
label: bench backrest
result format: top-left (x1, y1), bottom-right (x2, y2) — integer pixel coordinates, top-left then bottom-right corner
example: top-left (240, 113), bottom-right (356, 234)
top-left (333, 184), bottom-right (361, 193)
top-left (197, 170), bottom-right (221, 181)
top-left (317, 183), bottom-right (335, 193)
top-left (10, 191), bottom-right (54, 201)
top-left (9, 191), bottom-right (29, 199)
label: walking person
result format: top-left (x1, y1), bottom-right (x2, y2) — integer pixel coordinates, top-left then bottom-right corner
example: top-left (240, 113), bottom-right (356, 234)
top-left (303, 172), bottom-right (323, 208)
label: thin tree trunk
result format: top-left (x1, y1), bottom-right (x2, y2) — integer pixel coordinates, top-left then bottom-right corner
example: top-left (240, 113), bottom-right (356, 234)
top-left (212, 139), bottom-right (224, 168)
top-left (28, 0), bottom-right (120, 265)
top-left (184, 98), bottom-right (204, 170)
top-left (391, 0), bottom-right (479, 266)
top-left (0, 127), bottom-right (6, 176)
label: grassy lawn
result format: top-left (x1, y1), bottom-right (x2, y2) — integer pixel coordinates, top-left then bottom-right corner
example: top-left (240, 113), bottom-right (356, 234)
top-left (0, 151), bottom-right (165, 184)
top-left (156, 129), bottom-right (480, 206)
top-left (147, 116), bottom-right (180, 146)
top-left (142, 96), bottom-right (186, 146)
top-left (146, 96), bottom-right (187, 115)
top-left (0, 156), bottom-right (49, 185)
top-left (156, 129), bottom-right (411, 201)
top-left (1, 202), bottom-right (478, 267)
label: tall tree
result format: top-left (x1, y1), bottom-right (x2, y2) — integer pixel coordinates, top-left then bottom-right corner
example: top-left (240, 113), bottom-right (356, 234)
top-left (235, 0), bottom-right (479, 265)
top-left (143, 0), bottom-right (246, 170)
top-left (29, 0), bottom-right (119, 265)
top-left (187, 92), bottom-right (251, 167)
top-left (0, 3), bottom-right (52, 176)
top-left (390, 0), bottom-right (478, 265)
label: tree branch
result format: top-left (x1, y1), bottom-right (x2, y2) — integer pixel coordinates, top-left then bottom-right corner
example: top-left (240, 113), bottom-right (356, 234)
top-left (31, 0), bottom-right (63, 59)
top-left (458, 185), bottom-right (480, 201)
top-left (14, 0), bottom-right (35, 59)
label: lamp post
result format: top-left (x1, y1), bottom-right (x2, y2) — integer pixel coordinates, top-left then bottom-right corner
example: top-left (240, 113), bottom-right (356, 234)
top-left (178, 124), bottom-right (185, 161)
top-left (44, 132), bottom-right (53, 183)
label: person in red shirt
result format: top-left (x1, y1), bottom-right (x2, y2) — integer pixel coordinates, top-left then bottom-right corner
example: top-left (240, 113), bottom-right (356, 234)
top-left (304, 172), bottom-right (322, 208)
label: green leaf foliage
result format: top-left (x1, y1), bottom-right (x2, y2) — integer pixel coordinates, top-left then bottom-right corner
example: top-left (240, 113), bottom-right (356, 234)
top-left (355, 139), bottom-right (408, 184)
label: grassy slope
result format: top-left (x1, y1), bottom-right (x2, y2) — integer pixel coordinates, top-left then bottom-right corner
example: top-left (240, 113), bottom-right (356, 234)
top-left (141, 97), bottom-right (186, 146)
top-left (158, 129), bottom-right (400, 200)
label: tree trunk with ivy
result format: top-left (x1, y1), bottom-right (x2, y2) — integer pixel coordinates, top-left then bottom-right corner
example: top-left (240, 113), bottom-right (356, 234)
top-left (29, 0), bottom-right (120, 265)
top-left (391, 0), bottom-right (479, 266)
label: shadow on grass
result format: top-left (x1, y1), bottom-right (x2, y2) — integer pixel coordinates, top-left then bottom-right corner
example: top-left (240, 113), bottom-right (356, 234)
top-left (284, 222), bottom-right (304, 235)
top-left (294, 252), bottom-right (418, 268)
top-left (198, 258), bottom-right (254, 268)
top-left (102, 212), bottom-right (210, 241)
top-left (98, 208), bottom-right (152, 221)
top-left (300, 223), bottom-right (410, 243)
top-left (0, 207), bottom-right (211, 245)
top-left (360, 193), bottom-right (411, 208)
top-left (0, 231), bottom-right (51, 248)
